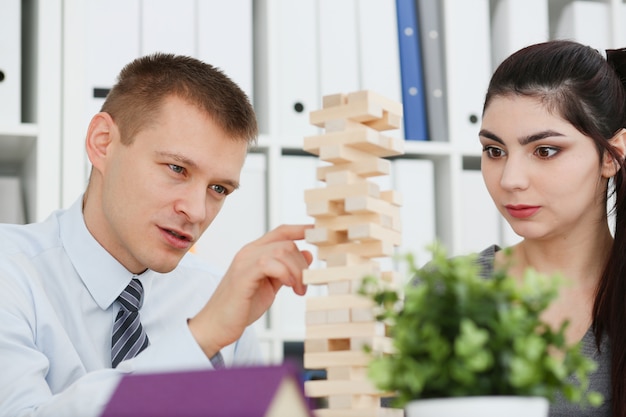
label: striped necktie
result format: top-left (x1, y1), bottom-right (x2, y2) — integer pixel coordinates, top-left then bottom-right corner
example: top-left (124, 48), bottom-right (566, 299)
top-left (111, 278), bottom-right (150, 368)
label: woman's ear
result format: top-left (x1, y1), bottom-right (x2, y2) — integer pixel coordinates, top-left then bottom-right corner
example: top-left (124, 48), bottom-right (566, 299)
top-left (85, 112), bottom-right (117, 173)
top-left (602, 128), bottom-right (626, 178)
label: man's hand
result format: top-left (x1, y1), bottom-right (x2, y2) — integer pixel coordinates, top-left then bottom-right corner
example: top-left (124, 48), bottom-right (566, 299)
top-left (188, 224), bottom-right (314, 358)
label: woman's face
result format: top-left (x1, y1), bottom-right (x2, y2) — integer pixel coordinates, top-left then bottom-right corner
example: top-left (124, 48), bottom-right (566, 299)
top-left (479, 95), bottom-right (611, 242)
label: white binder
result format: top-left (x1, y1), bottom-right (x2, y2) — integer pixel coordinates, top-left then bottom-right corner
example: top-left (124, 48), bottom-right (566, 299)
top-left (554, 1), bottom-right (610, 52)
top-left (197, 0), bottom-right (254, 100)
top-left (442, 0), bottom-right (491, 147)
top-left (318, 0), bottom-right (360, 97)
top-left (491, 0), bottom-right (549, 68)
top-left (357, 0), bottom-right (403, 139)
top-left (86, 0), bottom-right (141, 124)
top-left (141, 0), bottom-right (195, 56)
top-left (255, 0), bottom-right (320, 144)
top-left (0, 0), bottom-right (21, 124)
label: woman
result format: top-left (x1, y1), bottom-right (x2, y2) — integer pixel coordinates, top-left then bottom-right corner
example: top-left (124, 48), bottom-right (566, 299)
top-left (478, 40), bottom-right (626, 416)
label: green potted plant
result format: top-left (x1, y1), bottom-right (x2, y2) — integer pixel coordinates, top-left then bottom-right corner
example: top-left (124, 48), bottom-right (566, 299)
top-left (359, 244), bottom-right (603, 417)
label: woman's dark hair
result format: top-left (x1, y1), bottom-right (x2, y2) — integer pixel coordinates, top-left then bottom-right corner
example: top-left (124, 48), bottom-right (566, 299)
top-left (484, 40), bottom-right (626, 416)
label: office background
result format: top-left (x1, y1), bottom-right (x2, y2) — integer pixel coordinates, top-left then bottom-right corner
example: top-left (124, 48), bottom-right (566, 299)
top-left (1, 0), bottom-right (625, 363)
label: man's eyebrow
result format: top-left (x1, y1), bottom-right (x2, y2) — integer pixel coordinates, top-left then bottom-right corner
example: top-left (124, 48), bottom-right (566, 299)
top-left (156, 151), bottom-right (198, 169)
top-left (479, 129), bottom-right (565, 145)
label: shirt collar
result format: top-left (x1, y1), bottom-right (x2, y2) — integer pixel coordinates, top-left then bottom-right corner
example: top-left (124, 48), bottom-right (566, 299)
top-left (59, 196), bottom-right (153, 310)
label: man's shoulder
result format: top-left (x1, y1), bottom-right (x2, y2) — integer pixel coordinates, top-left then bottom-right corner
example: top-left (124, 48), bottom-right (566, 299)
top-left (0, 212), bottom-right (63, 258)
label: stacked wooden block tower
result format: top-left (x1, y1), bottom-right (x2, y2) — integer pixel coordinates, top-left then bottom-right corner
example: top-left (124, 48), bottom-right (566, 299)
top-left (302, 90), bottom-right (405, 417)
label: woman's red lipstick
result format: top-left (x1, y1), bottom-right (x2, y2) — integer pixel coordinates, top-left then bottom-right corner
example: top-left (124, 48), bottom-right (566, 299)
top-left (506, 205), bottom-right (540, 219)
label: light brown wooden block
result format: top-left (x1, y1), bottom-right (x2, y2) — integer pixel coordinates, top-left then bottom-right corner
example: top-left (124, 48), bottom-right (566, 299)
top-left (318, 143), bottom-right (382, 164)
top-left (380, 190), bottom-right (402, 206)
top-left (304, 350), bottom-right (372, 369)
top-left (303, 263), bottom-right (379, 285)
top-left (348, 223), bottom-right (402, 246)
top-left (304, 128), bottom-right (403, 159)
top-left (306, 294), bottom-right (374, 311)
top-left (316, 158), bottom-right (391, 181)
top-left (315, 213), bottom-right (393, 232)
top-left (306, 322), bottom-right (386, 340)
top-left (347, 90), bottom-right (403, 118)
top-left (327, 309), bottom-right (350, 324)
top-left (350, 336), bottom-right (394, 353)
top-left (325, 252), bottom-right (370, 267)
top-left (327, 366), bottom-right (368, 381)
top-left (317, 240), bottom-right (395, 260)
top-left (328, 280), bottom-right (352, 295)
top-left (307, 200), bottom-right (346, 218)
top-left (344, 195), bottom-right (400, 215)
top-left (304, 182), bottom-right (380, 204)
top-left (304, 338), bottom-right (351, 353)
top-left (306, 227), bottom-right (348, 246)
top-left (326, 394), bottom-right (379, 411)
top-left (310, 98), bottom-right (384, 128)
top-left (364, 109), bottom-right (403, 131)
top-left (324, 170), bottom-right (362, 186)
top-left (314, 407), bottom-right (404, 417)
top-left (323, 93), bottom-right (347, 109)
top-left (351, 307), bottom-right (375, 322)
top-left (305, 379), bottom-right (380, 397)
top-left (306, 309), bottom-right (328, 325)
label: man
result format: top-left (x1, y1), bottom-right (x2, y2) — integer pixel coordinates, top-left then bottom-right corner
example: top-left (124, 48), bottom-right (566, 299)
top-left (0, 53), bottom-right (313, 417)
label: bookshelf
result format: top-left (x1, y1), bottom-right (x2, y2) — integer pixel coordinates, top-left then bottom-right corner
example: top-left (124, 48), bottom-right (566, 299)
top-left (5, 0), bottom-right (625, 364)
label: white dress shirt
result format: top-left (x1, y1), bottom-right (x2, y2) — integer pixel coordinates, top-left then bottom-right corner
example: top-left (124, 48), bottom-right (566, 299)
top-left (0, 197), bottom-right (262, 417)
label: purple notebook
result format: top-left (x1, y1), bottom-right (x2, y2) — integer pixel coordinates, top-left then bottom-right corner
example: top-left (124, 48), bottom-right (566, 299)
top-left (100, 363), bottom-right (314, 417)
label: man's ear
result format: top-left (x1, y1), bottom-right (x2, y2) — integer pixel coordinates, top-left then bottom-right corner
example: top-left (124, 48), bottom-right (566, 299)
top-left (85, 112), bottom-right (117, 173)
top-left (602, 128), bottom-right (626, 178)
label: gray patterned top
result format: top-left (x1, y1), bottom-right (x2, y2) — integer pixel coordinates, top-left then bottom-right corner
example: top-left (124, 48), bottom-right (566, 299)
top-left (476, 245), bottom-right (611, 416)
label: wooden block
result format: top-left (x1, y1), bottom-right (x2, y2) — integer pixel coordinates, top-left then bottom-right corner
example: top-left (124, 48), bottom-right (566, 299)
top-left (303, 264), bottom-right (379, 285)
top-left (317, 240), bottom-right (395, 260)
top-left (306, 294), bottom-right (374, 311)
top-left (306, 310), bottom-right (328, 325)
top-left (305, 379), bottom-right (380, 397)
top-left (327, 366), bottom-right (368, 381)
top-left (347, 223), bottom-right (402, 246)
top-left (306, 227), bottom-right (348, 246)
top-left (307, 200), bottom-right (346, 218)
top-left (310, 98), bottom-right (384, 128)
top-left (326, 394), bottom-right (379, 411)
top-left (315, 213), bottom-right (393, 233)
top-left (304, 182), bottom-right (380, 204)
top-left (347, 90), bottom-right (402, 119)
top-left (314, 407), bottom-right (404, 417)
top-left (351, 307), bottom-right (375, 322)
top-left (305, 338), bottom-right (333, 353)
top-left (319, 144), bottom-right (380, 164)
top-left (364, 110), bottom-right (403, 131)
top-left (328, 281), bottom-right (352, 295)
top-left (324, 170), bottom-right (362, 186)
top-left (323, 93), bottom-right (347, 109)
top-left (324, 118), bottom-right (366, 133)
top-left (326, 252), bottom-right (370, 267)
top-left (350, 336), bottom-right (394, 354)
top-left (327, 309), bottom-right (350, 324)
top-left (304, 128), bottom-right (403, 158)
top-left (380, 190), bottom-right (402, 206)
top-left (306, 322), bottom-right (386, 340)
top-left (344, 195), bottom-right (400, 220)
top-left (304, 350), bottom-right (372, 369)
top-left (316, 158), bottom-right (391, 181)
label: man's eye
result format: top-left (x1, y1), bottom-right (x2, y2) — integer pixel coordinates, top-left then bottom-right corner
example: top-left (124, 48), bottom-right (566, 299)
top-left (169, 164), bottom-right (184, 174)
top-left (210, 184), bottom-right (228, 195)
top-left (483, 146), bottom-right (505, 158)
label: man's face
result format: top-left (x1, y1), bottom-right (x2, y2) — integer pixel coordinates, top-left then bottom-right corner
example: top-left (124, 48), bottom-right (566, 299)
top-left (91, 96), bottom-right (248, 274)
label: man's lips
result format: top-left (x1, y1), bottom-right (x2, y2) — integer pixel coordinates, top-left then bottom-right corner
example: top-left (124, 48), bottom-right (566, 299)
top-left (159, 227), bottom-right (194, 249)
top-left (505, 205), bottom-right (540, 219)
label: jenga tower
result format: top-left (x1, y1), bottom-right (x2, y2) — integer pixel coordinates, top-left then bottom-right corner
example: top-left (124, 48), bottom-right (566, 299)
top-left (302, 90), bottom-right (405, 417)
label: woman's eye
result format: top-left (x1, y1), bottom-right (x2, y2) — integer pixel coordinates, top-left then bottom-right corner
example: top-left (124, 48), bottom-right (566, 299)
top-left (483, 146), bottom-right (505, 158)
top-left (535, 146), bottom-right (559, 158)
top-left (168, 164), bottom-right (184, 174)
top-left (210, 184), bottom-right (228, 195)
